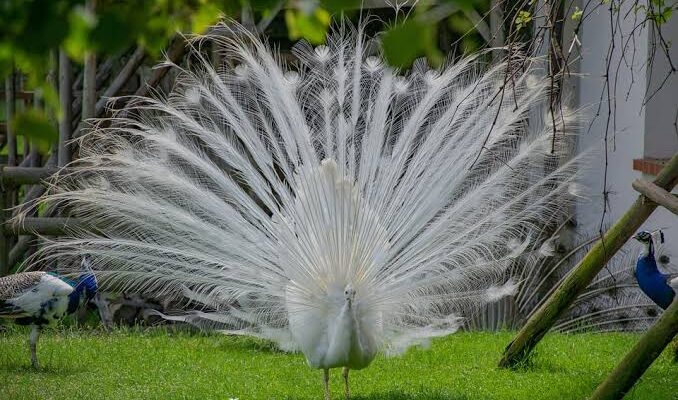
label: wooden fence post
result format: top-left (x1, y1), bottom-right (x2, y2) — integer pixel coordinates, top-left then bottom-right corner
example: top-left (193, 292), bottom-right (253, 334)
top-left (499, 153), bottom-right (678, 368)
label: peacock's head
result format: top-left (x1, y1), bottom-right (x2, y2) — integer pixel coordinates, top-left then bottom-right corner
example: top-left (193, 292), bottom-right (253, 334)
top-left (633, 231), bottom-right (653, 243)
top-left (77, 255), bottom-right (99, 301)
top-left (344, 283), bottom-right (356, 305)
top-left (633, 230), bottom-right (664, 258)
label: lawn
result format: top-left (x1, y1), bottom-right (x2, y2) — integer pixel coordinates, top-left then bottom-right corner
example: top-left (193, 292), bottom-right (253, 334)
top-left (0, 328), bottom-right (676, 399)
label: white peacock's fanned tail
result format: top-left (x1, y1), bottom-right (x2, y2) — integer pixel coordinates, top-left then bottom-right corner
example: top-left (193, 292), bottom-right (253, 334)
top-left (24, 23), bottom-right (584, 356)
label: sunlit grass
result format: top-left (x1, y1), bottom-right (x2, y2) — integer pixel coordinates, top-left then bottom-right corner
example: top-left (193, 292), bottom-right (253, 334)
top-left (0, 327), bottom-right (675, 399)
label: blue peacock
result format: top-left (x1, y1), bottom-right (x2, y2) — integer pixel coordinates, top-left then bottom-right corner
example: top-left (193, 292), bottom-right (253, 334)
top-left (0, 257), bottom-right (98, 368)
top-left (633, 231), bottom-right (677, 310)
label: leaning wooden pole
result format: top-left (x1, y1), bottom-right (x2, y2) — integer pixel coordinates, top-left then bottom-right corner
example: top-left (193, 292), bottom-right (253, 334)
top-left (499, 153), bottom-right (678, 368)
top-left (590, 298), bottom-right (678, 400)
top-left (632, 179), bottom-right (678, 216)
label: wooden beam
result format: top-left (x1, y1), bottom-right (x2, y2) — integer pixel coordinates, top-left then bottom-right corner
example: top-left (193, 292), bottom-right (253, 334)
top-left (590, 298), bottom-right (678, 400)
top-left (0, 183), bottom-right (8, 276)
top-left (9, 235), bottom-right (33, 268)
top-left (0, 166), bottom-right (61, 185)
top-left (134, 36), bottom-right (186, 99)
top-left (72, 46), bottom-right (147, 140)
top-left (71, 54), bottom-right (116, 123)
top-left (499, 152), bottom-right (678, 368)
top-left (75, 47), bottom-right (146, 138)
top-left (94, 46), bottom-right (146, 118)
top-left (632, 179), bottom-right (678, 216)
top-left (5, 72), bottom-right (17, 166)
top-left (81, 46), bottom-right (97, 127)
top-left (5, 217), bottom-right (84, 236)
top-left (14, 91), bottom-right (34, 101)
top-left (58, 50), bottom-right (73, 167)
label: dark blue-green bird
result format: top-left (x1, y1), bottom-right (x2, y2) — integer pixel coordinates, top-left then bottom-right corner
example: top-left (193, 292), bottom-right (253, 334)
top-left (633, 231), bottom-right (677, 310)
top-left (0, 257), bottom-right (98, 368)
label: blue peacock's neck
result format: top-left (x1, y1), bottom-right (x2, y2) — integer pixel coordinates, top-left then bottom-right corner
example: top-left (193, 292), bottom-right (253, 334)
top-left (636, 253), bottom-right (660, 279)
top-left (66, 284), bottom-right (86, 314)
top-left (63, 274), bottom-right (97, 314)
top-left (636, 241), bottom-right (658, 275)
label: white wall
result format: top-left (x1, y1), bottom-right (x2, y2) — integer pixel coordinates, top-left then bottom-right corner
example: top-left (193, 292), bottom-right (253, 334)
top-left (576, 5), bottom-right (678, 258)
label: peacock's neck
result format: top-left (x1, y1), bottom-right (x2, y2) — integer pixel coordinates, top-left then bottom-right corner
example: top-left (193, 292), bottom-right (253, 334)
top-left (637, 242), bottom-right (659, 275)
top-left (638, 238), bottom-right (654, 258)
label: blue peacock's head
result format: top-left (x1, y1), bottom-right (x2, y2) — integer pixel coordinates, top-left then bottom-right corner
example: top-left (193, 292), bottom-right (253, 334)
top-left (77, 256), bottom-right (99, 300)
top-left (77, 273), bottom-right (98, 300)
top-left (633, 231), bottom-right (653, 243)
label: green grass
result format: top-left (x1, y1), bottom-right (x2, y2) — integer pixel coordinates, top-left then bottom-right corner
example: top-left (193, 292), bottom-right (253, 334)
top-left (0, 328), bottom-right (676, 399)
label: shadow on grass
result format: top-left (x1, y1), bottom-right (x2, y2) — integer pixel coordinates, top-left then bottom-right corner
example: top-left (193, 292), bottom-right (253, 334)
top-left (0, 362), bottom-right (86, 376)
top-left (351, 392), bottom-right (468, 400)
top-left (214, 336), bottom-right (288, 354)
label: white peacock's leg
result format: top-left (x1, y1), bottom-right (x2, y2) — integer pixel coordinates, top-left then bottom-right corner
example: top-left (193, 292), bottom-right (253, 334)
top-left (323, 368), bottom-right (331, 400)
top-left (342, 367), bottom-right (350, 400)
top-left (29, 325), bottom-right (40, 369)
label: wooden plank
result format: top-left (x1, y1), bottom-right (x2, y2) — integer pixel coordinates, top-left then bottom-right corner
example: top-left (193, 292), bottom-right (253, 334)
top-left (71, 54), bottom-right (116, 123)
top-left (632, 178), bottom-right (678, 216)
top-left (133, 36), bottom-right (186, 99)
top-left (5, 73), bottom-right (16, 166)
top-left (58, 50), bottom-right (73, 167)
top-left (5, 217), bottom-right (84, 236)
top-left (9, 235), bottom-right (33, 268)
top-left (81, 49), bottom-right (97, 124)
top-left (590, 298), bottom-right (678, 400)
top-left (15, 91), bottom-right (34, 101)
top-left (93, 46), bottom-right (146, 118)
top-left (499, 152), bottom-right (678, 368)
top-left (73, 46), bottom-right (147, 140)
top-left (0, 166), bottom-right (61, 185)
top-left (0, 183), bottom-right (8, 275)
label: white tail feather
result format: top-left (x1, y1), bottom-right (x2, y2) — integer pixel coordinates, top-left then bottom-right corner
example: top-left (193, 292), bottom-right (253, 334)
top-left (23, 23), bottom-right (585, 363)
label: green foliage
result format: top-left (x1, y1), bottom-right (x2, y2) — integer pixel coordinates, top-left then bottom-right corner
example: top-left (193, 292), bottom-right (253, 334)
top-left (285, 7), bottom-right (332, 44)
top-left (0, 329), bottom-right (676, 399)
top-left (645, 0), bottom-right (673, 24)
top-left (383, 19), bottom-right (443, 69)
top-left (514, 10), bottom-right (532, 31)
top-left (12, 107), bottom-right (58, 152)
top-left (571, 6), bottom-right (583, 21)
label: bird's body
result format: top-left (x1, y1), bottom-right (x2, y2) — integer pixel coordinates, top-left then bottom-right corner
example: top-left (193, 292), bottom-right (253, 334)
top-left (0, 260), bottom-right (98, 368)
top-left (29, 24), bottom-right (583, 397)
top-left (0, 272), bottom-right (74, 325)
top-left (633, 231), bottom-right (676, 310)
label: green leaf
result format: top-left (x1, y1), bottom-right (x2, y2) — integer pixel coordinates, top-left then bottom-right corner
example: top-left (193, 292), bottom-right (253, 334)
top-left (382, 20), bottom-right (431, 68)
top-left (285, 8), bottom-right (331, 44)
top-left (514, 10), bottom-right (533, 31)
top-left (13, 108), bottom-right (58, 152)
top-left (320, 0), bottom-right (360, 13)
top-left (193, 3), bottom-right (223, 34)
top-left (571, 7), bottom-right (583, 21)
top-left (251, 0), bottom-right (283, 11)
top-left (64, 5), bottom-right (98, 60)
